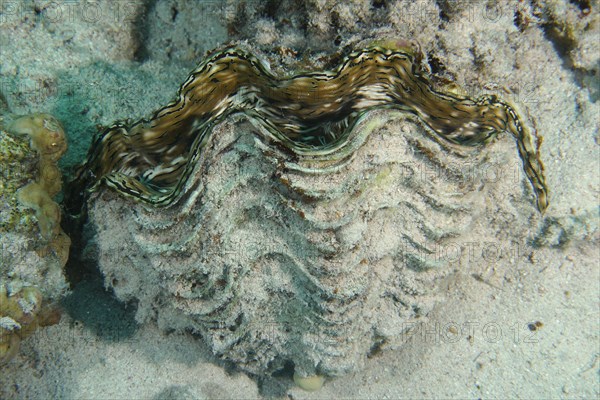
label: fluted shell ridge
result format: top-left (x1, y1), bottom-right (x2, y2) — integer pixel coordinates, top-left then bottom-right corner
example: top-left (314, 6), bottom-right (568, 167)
top-left (87, 108), bottom-right (527, 376)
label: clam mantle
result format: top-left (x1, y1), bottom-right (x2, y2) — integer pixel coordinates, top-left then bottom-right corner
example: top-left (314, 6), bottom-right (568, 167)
top-left (75, 45), bottom-right (547, 212)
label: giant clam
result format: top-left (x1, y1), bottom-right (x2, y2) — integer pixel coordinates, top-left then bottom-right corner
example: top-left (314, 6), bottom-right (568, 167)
top-left (76, 43), bottom-right (547, 378)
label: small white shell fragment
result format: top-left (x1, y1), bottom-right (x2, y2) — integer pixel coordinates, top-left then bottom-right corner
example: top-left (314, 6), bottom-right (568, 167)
top-left (293, 373), bottom-right (325, 391)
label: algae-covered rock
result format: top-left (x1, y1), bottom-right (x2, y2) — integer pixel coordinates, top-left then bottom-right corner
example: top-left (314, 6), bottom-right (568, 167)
top-left (0, 112), bottom-right (69, 364)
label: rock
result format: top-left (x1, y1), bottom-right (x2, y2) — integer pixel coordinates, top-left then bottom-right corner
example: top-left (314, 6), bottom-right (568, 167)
top-left (0, 112), bottom-right (69, 364)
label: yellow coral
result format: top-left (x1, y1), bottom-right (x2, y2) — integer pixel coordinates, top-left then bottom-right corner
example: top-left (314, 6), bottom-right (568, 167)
top-left (7, 113), bottom-right (67, 162)
top-left (17, 182), bottom-right (60, 240)
top-left (0, 283), bottom-right (61, 365)
top-left (17, 182), bottom-right (61, 240)
top-left (3, 113), bottom-right (68, 242)
top-left (0, 330), bottom-right (21, 365)
top-left (0, 112), bottom-right (68, 365)
top-left (38, 160), bottom-right (62, 197)
top-left (38, 230), bottom-right (71, 268)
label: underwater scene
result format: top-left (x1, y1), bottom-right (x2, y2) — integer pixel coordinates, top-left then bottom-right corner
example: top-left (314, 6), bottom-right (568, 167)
top-left (1, 1), bottom-right (598, 398)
